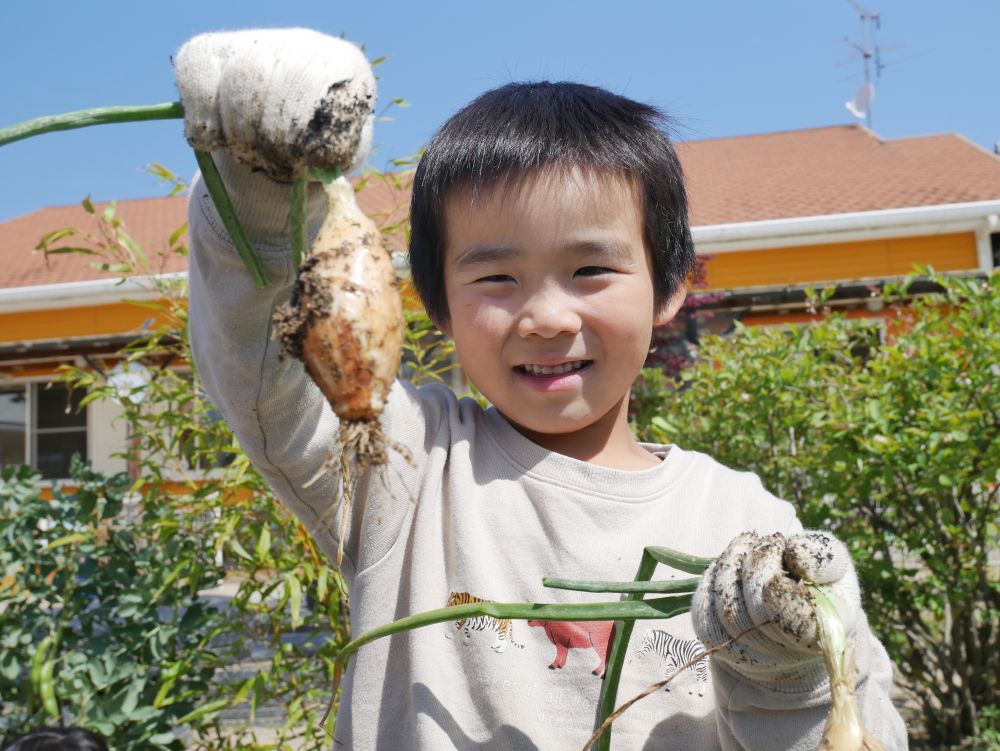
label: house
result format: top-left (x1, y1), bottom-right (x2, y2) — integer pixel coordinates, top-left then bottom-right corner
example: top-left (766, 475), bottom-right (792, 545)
top-left (679, 125), bottom-right (1000, 333)
top-left (1, 124), bottom-right (997, 480)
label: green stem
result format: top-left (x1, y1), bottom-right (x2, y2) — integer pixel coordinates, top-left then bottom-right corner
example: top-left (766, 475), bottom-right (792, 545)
top-left (543, 576), bottom-right (700, 595)
top-left (0, 102), bottom-right (184, 147)
top-left (334, 596), bottom-right (691, 674)
top-left (595, 549), bottom-right (661, 751)
top-left (322, 594), bottom-right (693, 730)
top-left (290, 174), bottom-right (308, 271)
top-left (193, 149), bottom-right (269, 288)
top-left (645, 546), bottom-right (715, 575)
top-left (0, 102), bottom-right (271, 288)
top-left (310, 166), bottom-right (343, 186)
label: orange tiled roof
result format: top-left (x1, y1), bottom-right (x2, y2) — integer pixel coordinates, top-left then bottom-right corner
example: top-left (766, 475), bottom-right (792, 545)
top-left (680, 125), bottom-right (1000, 225)
top-left (0, 174), bottom-right (410, 291)
top-left (2, 126), bottom-right (999, 290)
top-left (0, 196), bottom-right (189, 289)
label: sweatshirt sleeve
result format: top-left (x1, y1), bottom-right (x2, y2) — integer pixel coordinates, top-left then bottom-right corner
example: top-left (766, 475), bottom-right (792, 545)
top-left (712, 614), bottom-right (908, 750)
top-left (706, 504), bottom-right (909, 750)
top-left (187, 152), bottom-right (420, 576)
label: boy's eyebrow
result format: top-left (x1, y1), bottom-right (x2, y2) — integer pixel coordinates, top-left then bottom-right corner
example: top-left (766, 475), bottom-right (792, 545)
top-left (452, 244), bottom-right (522, 269)
top-left (453, 239), bottom-right (634, 269)
top-left (566, 238), bottom-right (635, 261)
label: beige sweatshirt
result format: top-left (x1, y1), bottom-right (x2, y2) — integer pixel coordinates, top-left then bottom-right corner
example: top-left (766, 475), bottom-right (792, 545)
top-left (187, 154), bottom-right (908, 750)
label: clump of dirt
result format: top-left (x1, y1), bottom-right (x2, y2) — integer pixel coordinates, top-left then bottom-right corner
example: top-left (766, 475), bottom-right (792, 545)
top-left (764, 573), bottom-right (818, 647)
top-left (273, 254), bottom-right (333, 361)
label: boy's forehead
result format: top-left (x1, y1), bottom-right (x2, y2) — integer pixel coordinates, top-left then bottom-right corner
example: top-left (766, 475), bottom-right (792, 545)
top-left (442, 167), bottom-right (641, 228)
top-left (441, 167), bottom-right (648, 263)
top-left (448, 166), bottom-right (636, 204)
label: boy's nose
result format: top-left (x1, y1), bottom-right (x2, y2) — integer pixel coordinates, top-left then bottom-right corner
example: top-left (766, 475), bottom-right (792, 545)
top-left (516, 284), bottom-right (582, 338)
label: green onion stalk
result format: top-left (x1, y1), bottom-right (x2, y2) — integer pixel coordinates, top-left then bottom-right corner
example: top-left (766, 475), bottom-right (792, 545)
top-left (319, 546), bottom-right (708, 750)
top-left (0, 102), bottom-right (275, 287)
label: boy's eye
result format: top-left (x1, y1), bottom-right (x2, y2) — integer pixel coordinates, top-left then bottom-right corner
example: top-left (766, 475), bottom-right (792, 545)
top-left (575, 266), bottom-right (612, 277)
top-left (475, 274), bottom-right (514, 283)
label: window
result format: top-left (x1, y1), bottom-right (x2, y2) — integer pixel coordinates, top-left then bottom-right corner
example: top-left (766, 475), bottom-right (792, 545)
top-left (0, 390), bottom-right (26, 469)
top-left (0, 382), bottom-right (87, 480)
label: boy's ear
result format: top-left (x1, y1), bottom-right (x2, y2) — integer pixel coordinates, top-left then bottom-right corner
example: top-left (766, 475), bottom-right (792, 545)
top-left (654, 285), bottom-right (688, 326)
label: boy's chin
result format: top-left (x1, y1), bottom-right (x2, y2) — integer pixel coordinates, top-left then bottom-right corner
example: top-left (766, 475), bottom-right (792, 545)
top-left (499, 410), bottom-right (605, 443)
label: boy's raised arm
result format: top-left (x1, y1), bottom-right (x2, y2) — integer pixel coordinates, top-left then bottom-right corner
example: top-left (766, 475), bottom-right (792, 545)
top-left (177, 30), bottom-right (382, 571)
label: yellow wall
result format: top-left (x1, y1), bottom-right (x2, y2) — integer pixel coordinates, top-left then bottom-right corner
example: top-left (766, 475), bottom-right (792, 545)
top-left (1, 231), bottom-right (979, 347)
top-left (701, 232), bottom-right (978, 291)
top-left (0, 301), bottom-right (176, 344)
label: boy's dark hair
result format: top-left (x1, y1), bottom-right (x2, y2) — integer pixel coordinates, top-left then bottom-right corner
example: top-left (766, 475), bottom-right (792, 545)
top-left (1, 727), bottom-right (108, 751)
top-left (408, 81), bottom-right (695, 325)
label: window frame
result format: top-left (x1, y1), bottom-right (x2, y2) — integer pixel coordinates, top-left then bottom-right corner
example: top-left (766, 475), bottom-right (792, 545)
top-left (0, 377), bottom-right (88, 481)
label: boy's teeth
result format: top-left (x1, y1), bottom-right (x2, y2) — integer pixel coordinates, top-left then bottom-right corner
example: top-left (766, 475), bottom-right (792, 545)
top-left (523, 361), bottom-right (586, 375)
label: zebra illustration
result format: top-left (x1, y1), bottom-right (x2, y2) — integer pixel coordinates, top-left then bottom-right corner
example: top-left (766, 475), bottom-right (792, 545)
top-left (635, 629), bottom-right (709, 696)
top-left (444, 591), bottom-right (525, 654)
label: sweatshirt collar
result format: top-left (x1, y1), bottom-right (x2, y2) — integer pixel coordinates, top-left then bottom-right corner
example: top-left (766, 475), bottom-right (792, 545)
top-left (482, 406), bottom-right (691, 502)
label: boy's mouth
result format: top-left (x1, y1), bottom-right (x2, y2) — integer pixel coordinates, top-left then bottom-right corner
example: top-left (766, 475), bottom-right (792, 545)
top-left (514, 360), bottom-right (591, 376)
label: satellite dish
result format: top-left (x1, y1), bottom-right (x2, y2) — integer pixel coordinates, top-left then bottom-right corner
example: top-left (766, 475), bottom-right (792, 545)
top-left (845, 82), bottom-right (875, 119)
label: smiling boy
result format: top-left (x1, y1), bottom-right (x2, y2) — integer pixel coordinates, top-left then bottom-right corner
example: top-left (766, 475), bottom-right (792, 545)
top-left (438, 167), bottom-right (682, 468)
top-left (179, 29), bottom-right (907, 750)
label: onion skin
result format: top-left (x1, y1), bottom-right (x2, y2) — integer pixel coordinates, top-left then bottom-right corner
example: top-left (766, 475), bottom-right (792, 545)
top-left (275, 176), bottom-right (403, 423)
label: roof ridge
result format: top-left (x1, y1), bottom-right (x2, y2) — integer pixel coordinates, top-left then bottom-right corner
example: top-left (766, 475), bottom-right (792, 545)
top-left (682, 123), bottom-right (867, 145)
top-left (949, 132), bottom-right (1000, 162)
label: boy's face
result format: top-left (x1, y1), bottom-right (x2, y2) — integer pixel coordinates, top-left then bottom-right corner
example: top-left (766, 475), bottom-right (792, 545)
top-left (440, 168), bottom-right (683, 461)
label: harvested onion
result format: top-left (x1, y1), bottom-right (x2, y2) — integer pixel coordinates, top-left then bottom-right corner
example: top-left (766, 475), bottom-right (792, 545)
top-left (273, 174), bottom-right (404, 564)
top-left (810, 584), bottom-right (887, 751)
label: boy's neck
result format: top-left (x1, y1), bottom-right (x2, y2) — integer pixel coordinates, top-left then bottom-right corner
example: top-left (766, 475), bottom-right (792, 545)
top-left (501, 398), bottom-right (661, 471)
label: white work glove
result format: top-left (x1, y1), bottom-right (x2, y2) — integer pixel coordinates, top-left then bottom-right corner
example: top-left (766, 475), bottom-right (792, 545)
top-left (173, 28), bottom-right (375, 181)
top-left (691, 530), bottom-right (861, 693)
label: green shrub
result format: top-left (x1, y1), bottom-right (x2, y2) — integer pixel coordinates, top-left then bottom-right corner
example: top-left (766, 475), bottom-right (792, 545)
top-left (635, 270), bottom-right (1000, 747)
top-left (0, 460), bottom-right (228, 748)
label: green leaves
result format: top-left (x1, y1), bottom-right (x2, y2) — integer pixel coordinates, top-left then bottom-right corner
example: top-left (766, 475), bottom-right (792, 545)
top-left (0, 461), bottom-right (231, 748)
top-left (44, 531), bottom-right (87, 550)
top-left (638, 268), bottom-right (1000, 746)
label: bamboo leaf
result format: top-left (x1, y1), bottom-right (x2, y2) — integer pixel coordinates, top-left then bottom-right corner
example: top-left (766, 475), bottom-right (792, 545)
top-left (45, 532), bottom-right (87, 550)
top-left (36, 228), bottom-right (80, 246)
top-left (255, 526), bottom-right (271, 561)
top-left (227, 538), bottom-right (252, 561)
top-left (317, 567), bottom-right (328, 603)
top-left (175, 697), bottom-right (230, 724)
top-left (288, 574), bottom-right (303, 629)
top-left (102, 201), bottom-right (118, 223)
top-left (168, 222), bottom-right (188, 247)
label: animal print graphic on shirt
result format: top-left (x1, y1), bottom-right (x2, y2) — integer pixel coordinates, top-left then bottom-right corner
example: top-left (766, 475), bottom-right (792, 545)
top-left (635, 629), bottom-right (709, 696)
top-left (528, 620), bottom-right (616, 677)
top-left (444, 591), bottom-right (524, 654)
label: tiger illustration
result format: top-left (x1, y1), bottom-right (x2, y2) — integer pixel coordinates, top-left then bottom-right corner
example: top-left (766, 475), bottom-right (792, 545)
top-left (635, 629), bottom-right (709, 696)
top-left (445, 591), bottom-right (525, 654)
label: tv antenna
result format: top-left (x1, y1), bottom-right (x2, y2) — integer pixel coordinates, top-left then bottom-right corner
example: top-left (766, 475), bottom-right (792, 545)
top-left (844, 0), bottom-right (883, 128)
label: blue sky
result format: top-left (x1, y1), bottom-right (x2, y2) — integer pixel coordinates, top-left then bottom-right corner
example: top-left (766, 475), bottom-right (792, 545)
top-left (1, 0), bottom-right (997, 222)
